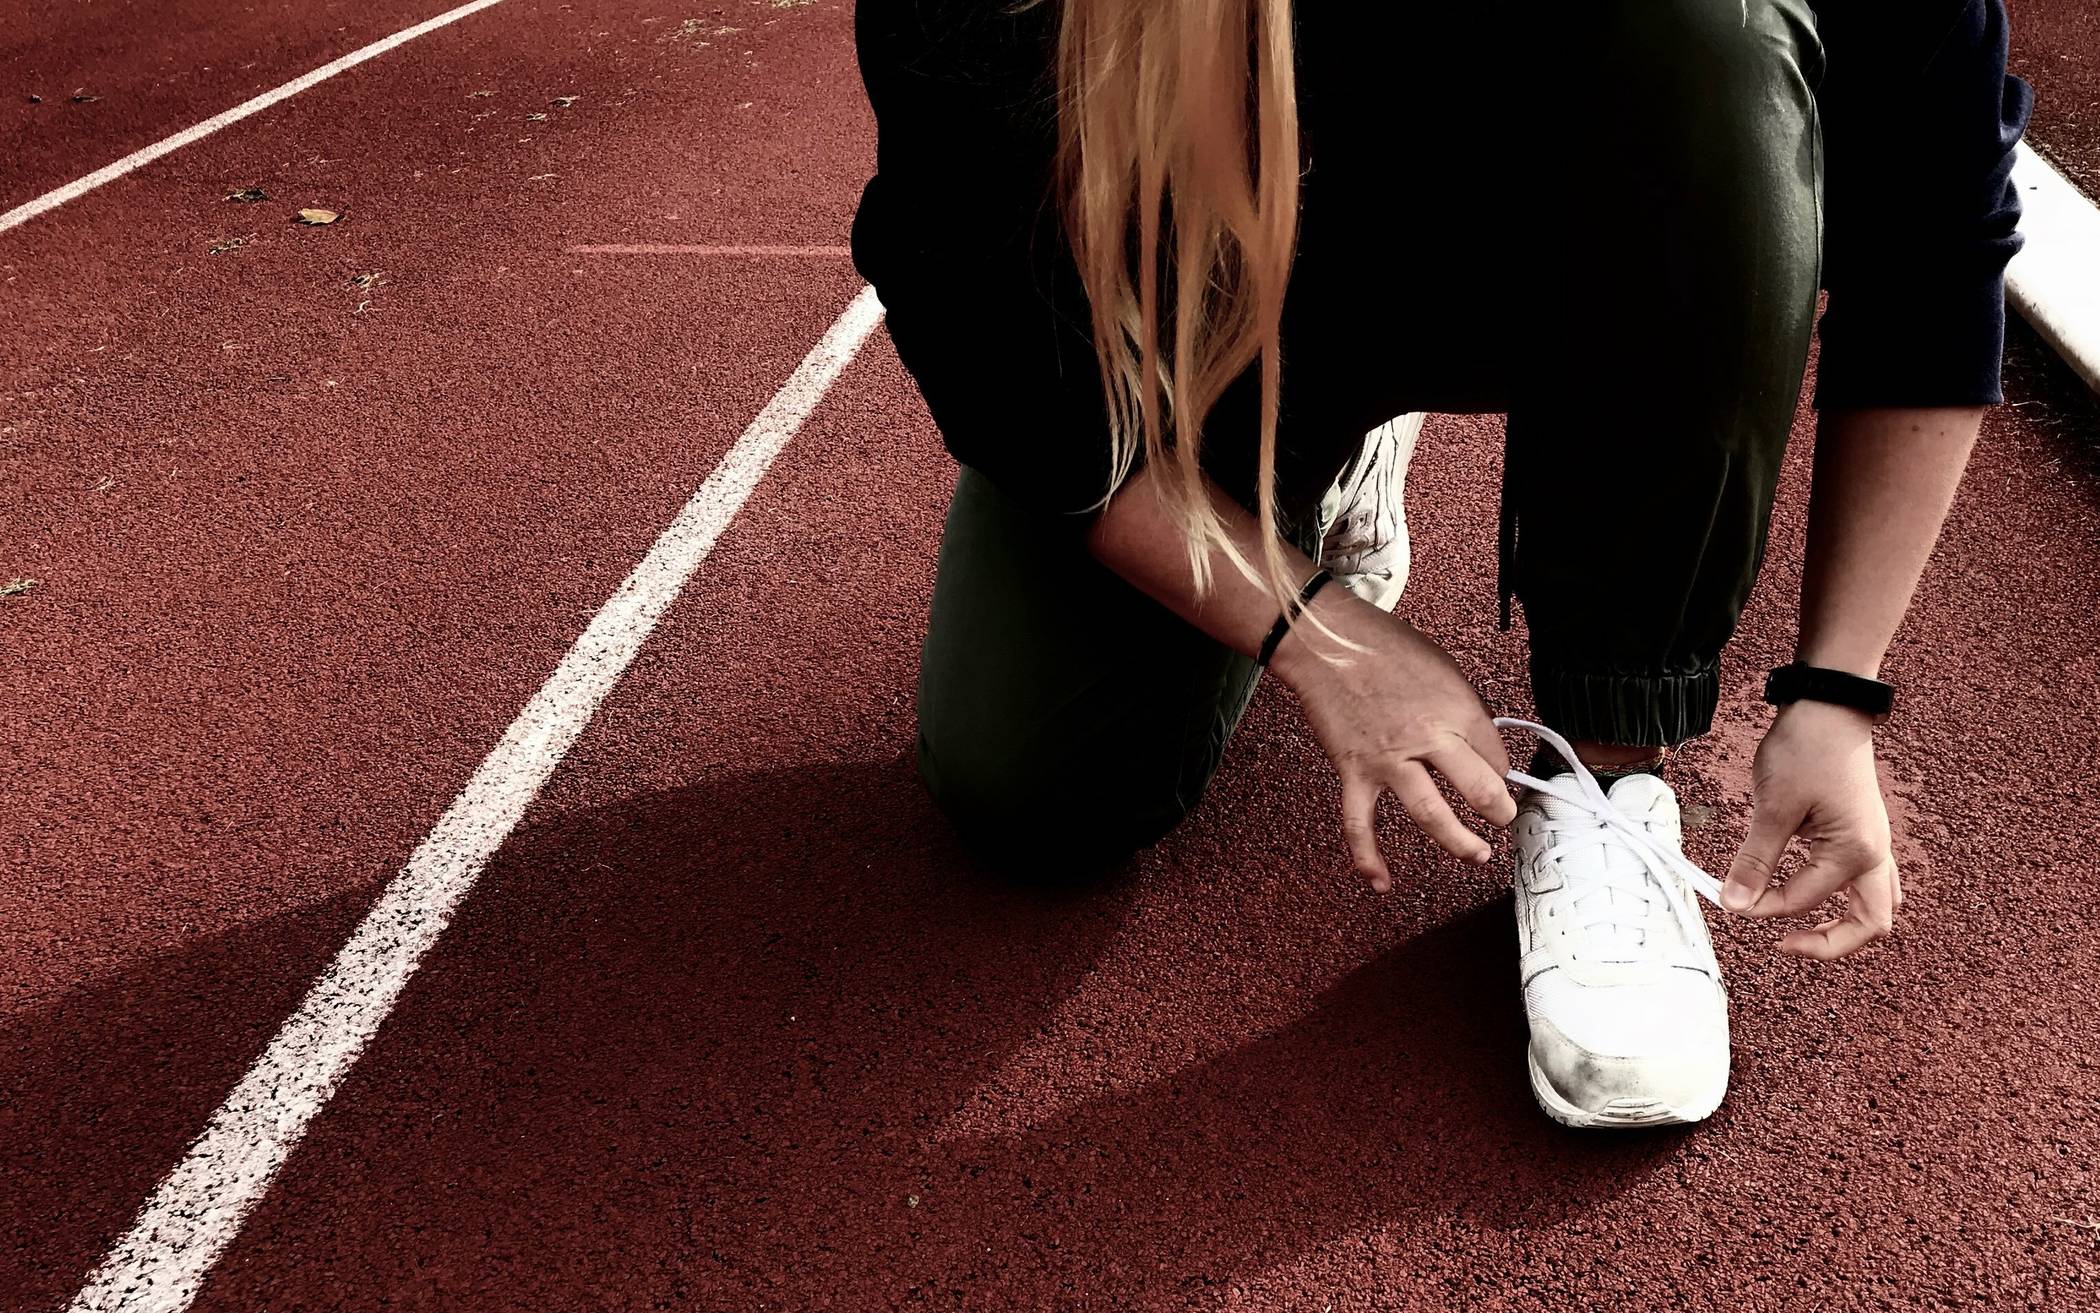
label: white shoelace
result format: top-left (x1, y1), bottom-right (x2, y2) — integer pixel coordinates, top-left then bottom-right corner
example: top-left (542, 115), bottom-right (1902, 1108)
top-left (1495, 716), bottom-right (1724, 908)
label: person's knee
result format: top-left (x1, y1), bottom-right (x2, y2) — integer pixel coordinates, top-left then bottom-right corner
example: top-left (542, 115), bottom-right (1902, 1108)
top-left (915, 731), bottom-right (1192, 880)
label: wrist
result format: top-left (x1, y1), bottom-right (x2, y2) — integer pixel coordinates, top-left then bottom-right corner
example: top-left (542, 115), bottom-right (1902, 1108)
top-left (1764, 660), bottom-right (1894, 724)
top-left (1792, 639), bottom-right (1884, 681)
top-left (1268, 584), bottom-right (1373, 692)
top-left (1772, 695), bottom-right (1878, 739)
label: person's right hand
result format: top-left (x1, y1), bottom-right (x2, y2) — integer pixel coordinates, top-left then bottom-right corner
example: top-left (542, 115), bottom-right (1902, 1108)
top-left (1270, 589), bottom-right (1516, 889)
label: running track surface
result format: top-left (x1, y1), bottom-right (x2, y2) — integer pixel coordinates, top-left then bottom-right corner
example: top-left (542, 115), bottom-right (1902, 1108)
top-left (5, 2), bottom-right (2099, 1308)
top-left (2014, 0), bottom-right (2100, 197)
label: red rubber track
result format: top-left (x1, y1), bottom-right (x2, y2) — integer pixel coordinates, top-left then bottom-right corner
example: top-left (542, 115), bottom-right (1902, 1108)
top-left (1, 0), bottom-right (502, 214)
top-left (2, 0), bottom-right (867, 1303)
top-left (161, 328), bottom-right (2100, 1313)
top-left (7, 1), bottom-right (2100, 1309)
top-left (2013, 0), bottom-right (2100, 196)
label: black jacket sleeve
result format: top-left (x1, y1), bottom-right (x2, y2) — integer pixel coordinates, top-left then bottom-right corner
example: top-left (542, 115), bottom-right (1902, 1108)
top-left (851, 0), bottom-right (1123, 519)
top-left (1812, 0), bottom-right (2034, 410)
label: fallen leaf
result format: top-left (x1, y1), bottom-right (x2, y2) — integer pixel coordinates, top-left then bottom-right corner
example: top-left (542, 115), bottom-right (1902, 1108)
top-left (525, 112), bottom-right (548, 122)
top-left (551, 96), bottom-right (578, 107)
top-left (1, 577), bottom-right (39, 598)
top-left (295, 208), bottom-right (340, 225)
top-left (208, 234), bottom-right (251, 254)
top-left (469, 89), bottom-right (495, 97)
top-left (225, 186), bottom-right (269, 203)
top-left (70, 89), bottom-right (98, 103)
top-left (349, 271), bottom-right (383, 290)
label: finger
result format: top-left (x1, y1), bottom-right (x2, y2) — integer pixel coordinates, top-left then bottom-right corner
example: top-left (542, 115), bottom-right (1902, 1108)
top-left (1427, 741), bottom-right (1517, 828)
top-left (1747, 839), bottom-right (1881, 920)
top-left (1722, 798), bottom-right (1804, 914)
top-left (1340, 774), bottom-right (1393, 892)
top-left (1389, 760), bottom-right (1493, 865)
top-left (1780, 857), bottom-right (1899, 959)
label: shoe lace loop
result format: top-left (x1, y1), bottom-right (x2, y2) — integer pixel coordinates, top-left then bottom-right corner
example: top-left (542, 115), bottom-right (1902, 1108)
top-left (1495, 717), bottom-right (1724, 910)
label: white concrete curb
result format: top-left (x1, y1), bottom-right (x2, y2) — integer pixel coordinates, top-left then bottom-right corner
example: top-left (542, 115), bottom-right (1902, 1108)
top-left (2007, 142), bottom-right (2100, 396)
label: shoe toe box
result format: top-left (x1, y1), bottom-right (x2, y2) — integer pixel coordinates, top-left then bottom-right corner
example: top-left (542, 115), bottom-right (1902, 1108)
top-left (1525, 975), bottom-right (1729, 1121)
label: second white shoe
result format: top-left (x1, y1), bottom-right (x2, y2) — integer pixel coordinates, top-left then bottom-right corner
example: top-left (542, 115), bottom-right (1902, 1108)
top-left (1320, 412), bottom-right (1423, 611)
top-left (1512, 766), bottom-right (1731, 1129)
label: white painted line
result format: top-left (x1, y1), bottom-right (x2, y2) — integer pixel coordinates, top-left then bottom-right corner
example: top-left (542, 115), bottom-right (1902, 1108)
top-left (568, 244), bottom-right (855, 256)
top-left (0, 0), bottom-right (509, 236)
top-left (65, 285), bottom-right (888, 1313)
top-left (2008, 142), bottom-right (2100, 396)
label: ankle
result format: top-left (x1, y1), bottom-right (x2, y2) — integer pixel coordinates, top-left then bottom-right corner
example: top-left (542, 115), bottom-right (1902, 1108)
top-left (1531, 740), bottom-right (1668, 780)
top-left (1578, 742), bottom-right (1667, 773)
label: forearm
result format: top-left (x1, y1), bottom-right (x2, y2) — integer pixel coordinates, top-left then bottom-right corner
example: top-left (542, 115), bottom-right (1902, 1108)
top-left (1084, 464), bottom-right (1320, 664)
top-left (1089, 462), bottom-right (1514, 871)
top-left (1796, 405), bottom-right (1985, 677)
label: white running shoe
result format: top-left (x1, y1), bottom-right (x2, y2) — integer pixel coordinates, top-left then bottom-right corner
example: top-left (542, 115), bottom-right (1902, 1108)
top-left (1511, 760), bottom-right (1731, 1129)
top-left (1319, 412), bottom-right (1423, 611)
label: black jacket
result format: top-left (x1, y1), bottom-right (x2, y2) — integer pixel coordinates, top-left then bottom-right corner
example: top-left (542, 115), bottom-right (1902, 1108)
top-left (1811, 0), bottom-right (2032, 409)
top-left (854, 0), bottom-right (2034, 515)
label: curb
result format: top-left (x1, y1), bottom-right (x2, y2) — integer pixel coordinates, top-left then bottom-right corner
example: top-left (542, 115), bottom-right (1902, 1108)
top-left (2007, 142), bottom-right (2100, 396)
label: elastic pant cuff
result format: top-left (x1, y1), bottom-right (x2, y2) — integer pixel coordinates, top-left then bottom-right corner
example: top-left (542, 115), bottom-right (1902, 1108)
top-left (1530, 666), bottom-right (1720, 748)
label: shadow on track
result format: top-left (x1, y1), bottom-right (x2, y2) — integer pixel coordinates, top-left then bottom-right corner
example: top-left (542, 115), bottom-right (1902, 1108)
top-left (0, 881), bottom-right (385, 1310)
top-left (2002, 318), bottom-right (2100, 504)
top-left (188, 753), bottom-right (1679, 1309)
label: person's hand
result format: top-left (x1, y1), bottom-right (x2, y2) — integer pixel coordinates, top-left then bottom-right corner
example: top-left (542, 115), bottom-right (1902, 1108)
top-left (1271, 591), bottom-right (1516, 888)
top-left (1721, 699), bottom-right (1900, 958)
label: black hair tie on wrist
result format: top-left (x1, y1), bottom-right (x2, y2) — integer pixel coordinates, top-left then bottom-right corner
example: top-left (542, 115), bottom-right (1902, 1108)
top-left (1257, 567), bottom-right (1336, 668)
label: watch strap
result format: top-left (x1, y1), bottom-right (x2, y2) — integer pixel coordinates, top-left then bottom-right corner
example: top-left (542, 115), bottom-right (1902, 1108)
top-left (1257, 568), bottom-right (1337, 668)
top-left (1762, 662), bottom-right (1894, 720)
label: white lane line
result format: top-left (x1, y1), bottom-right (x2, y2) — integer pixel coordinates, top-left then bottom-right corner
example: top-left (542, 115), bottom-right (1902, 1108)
top-left (66, 285), bottom-right (887, 1313)
top-left (2008, 142), bottom-right (2100, 395)
top-left (0, 0), bottom-right (509, 236)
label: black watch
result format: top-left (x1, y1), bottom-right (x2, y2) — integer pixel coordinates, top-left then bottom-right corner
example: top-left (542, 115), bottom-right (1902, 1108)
top-left (1762, 662), bottom-right (1895, 722)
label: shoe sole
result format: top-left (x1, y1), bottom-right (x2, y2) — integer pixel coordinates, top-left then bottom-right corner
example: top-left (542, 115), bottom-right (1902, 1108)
top-left (1526, 1051), bottom-right (1727, 1130)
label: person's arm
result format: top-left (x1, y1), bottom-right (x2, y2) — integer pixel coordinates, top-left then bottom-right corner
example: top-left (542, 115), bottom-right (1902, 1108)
top-left (1088, 466), bottom-right (1516, 883)
top-left (1795, 407), bottom-right (1983, 680)
top-left (1723, 0), bottom-right (2031, 957)
top-left (1721, 406), bottom-right (1980, 956)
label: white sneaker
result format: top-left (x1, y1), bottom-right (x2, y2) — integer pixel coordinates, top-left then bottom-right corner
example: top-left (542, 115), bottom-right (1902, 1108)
top-left (1319, 412), bottom-right (1423, 611)
top-left (1511, 761), bottom-right (1731, 1129)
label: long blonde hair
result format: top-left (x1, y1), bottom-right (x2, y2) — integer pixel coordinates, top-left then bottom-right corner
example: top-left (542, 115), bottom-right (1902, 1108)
top-left (1055, 0), bottom-right (1303, 610)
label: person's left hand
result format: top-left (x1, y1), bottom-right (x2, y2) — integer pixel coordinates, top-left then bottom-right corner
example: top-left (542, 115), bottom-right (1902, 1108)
top-left (1721, 699), bottom-right (1900, 958)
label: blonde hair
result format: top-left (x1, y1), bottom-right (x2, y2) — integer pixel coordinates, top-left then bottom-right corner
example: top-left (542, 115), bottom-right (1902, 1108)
top-left (1055, 0), bottom-right (1304, 611)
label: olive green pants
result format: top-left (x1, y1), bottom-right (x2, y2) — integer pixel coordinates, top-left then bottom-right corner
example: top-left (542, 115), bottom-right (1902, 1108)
top-left (912, 0), bottom-right (1825, 871)
top-left (915, 469), bottom-right (1328, 872)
